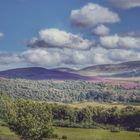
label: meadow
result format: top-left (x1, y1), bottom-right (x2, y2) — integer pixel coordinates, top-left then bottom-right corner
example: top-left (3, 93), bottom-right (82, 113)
top-left (0, 120), bottom-right (19, 140)
top-left (0, 123), bottom-right (140, 140)
top-left (47, 127), bottom-right (140, 140)
top-left (51, 101), bottom-right (140, 109)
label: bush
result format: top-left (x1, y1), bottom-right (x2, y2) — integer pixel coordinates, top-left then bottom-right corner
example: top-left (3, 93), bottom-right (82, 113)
top-left (110, 127), bottom-right (120, 132)
top-left (62, 135), bottom-right (67, 139)
top-left (1, 98), bottom-right (53, 140)
top-left (135, 128), bottom-right (140, 132)
top-left (51, 134), bottom-right (59, 139)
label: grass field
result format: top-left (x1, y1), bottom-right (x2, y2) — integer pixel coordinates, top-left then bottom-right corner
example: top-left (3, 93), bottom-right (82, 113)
top-left (0, 120), bottom-right (19, 140)
top-left (0, 122), bottom-right (140, 140)
top-left (46, 127), bottom-right (140, 140)
top-left (68, 101), bottom-right (140, 109)
top-left (48, 101), bottom-right (140, 109)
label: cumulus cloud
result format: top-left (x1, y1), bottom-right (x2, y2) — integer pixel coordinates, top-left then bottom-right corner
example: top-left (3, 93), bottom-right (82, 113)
top-left (21, 48), bottom-right (140, 67)
top-left (92, 24), bottom-right (110, 36)
top-left (1, 47), bottom-right (140, 68)
top-left (109, 0), bottom-right (140, 9)
top-left (21, 49), bottom-right (63, 66)
top-left (0, 32), bottom-right (4, 38)
top-left (28, 28), bottom-right (94, 50)
top-left (108, 49), bottom-right (140, 62)
top-left (100, 34), bottom-right (140, 49)
top-left (0, 52), bottom-right (22, 65)
top-left (21, 48), bottom-right (111, 67)
top-left (70, 3), bottom-right (120, 28)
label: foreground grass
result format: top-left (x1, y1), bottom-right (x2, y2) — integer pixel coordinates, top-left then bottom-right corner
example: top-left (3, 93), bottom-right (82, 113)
top-left (0, 120), bottom-right (139, 140)
top-left (0, 120), bottom-right (19, 140)
top-left (46, 127), bottom-right (140, 140)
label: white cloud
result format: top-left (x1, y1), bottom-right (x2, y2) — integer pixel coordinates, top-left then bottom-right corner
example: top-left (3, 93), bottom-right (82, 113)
top-left (100, 34), bottom-right (140, 49)
top-left (22, 49), bottom-right (63, 66)
top-left (0, 52), bottom-right (22, 65)
top-left (70, 3), bottom-right (120, 28)
top-left (109, 0), bottom-right (140, 9)
top-left (21, 48), bottom-right (111, 67)
top-left (0, 32), bottom-right (4, 38)
top-left (1, 47), bottom-right (140, 68)
top-left (70, 47), bottom-right (111, 65)
top-left (108, 49), bottom-right (140, 62)
top-left (28, 28), bottom-right (94, 50)
top-left (92, 24), bottom-right (110, 36)
top-left (21, 48), bottom-right (140, 67)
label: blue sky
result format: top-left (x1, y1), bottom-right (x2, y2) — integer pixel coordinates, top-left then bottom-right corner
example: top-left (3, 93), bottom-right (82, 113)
top-left (0, 0), bottom-right (140, 70)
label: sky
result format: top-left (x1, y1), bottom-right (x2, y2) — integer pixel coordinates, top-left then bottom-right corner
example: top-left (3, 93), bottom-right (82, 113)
top-left (0, 0), bottom-right (140, 70)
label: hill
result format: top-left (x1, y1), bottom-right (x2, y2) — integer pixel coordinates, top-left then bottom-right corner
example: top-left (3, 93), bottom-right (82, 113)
top-left (0, 67), bottom-right (89, 80)
top-left (0, 60), bottom-right (139, 80)
top-left (77, 61), bottom-right (140, 76)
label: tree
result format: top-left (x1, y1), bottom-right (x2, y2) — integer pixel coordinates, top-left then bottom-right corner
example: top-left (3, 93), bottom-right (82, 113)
top-left (0, 94), bottom-right (53, 140)
top-left (0, 92), bottom-right (16, 123)
top-left (11, 99), bottom-right (53, 140)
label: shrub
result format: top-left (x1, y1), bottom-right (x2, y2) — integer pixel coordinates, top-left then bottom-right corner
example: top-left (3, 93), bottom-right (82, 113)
top-left (62, 135), bottom-right (67, 139)
top-left (12, 100), bottom-right (53, 140)
top-left (135, 128), bottom-right (140, 132)
top-left (110, 127), bottom-right (120, 132)
top-left (51, 134), bottom-right (59, 139)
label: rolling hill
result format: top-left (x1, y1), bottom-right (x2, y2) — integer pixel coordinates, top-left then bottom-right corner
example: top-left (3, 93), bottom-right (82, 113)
top-left (77, 60), bottom-right (140, 76)
top-left (0, 67), bottom-right (89, 80)
top-left (0, 60), bottom-right (139, 80)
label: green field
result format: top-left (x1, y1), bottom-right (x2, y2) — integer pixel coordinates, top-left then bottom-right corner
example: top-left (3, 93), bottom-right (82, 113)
top-left (0, 120), bottom-right (19, 140)
top-left (0, 123), bottom-right (140, 140)
top-left (51, 101), bottom-right (140, 109)
top-left (46, 127), bottom-right (140, 140)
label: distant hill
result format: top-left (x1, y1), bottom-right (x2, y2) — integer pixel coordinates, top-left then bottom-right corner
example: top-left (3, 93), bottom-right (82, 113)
top-left (0, 67), bottom-right (89, 80)
top-left (77, 61), bottom-right (140, 77)
top-left (0, 60), bottom-right (139, 79)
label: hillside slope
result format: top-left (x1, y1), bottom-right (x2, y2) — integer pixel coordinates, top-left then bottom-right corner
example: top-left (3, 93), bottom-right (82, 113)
top-left (77, 61), bottom-right (140, 76)
top-left (0, 60), bottom-right (139, 79)
top-left (0, 67), bottom-right (88, 80)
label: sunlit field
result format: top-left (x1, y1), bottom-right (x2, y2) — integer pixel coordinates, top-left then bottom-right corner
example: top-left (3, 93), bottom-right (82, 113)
top-left (46, 127), bottom-right (140, 140)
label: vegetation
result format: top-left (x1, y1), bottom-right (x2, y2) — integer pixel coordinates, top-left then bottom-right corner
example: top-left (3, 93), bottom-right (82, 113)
top-left (135, 128), bottom-right (140, 132)
top-left (0, 93), bottom-right (53, 140)
top-left (0, 93), bottom-right (140, 139)
top-left (0, 78), bottom-right (140, 103)
top-left (110, 127), bottom-right (120, 132)
top-left (45, 127), bottom-right (140, 140)
top-left (0, 119), bottom-right (19, 140)
top-left (50, 103), bottom-right (140, 131)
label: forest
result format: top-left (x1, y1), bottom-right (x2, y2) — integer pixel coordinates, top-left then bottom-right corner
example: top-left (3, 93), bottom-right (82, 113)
top-left (0, 78), bottom-right (140, 103)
